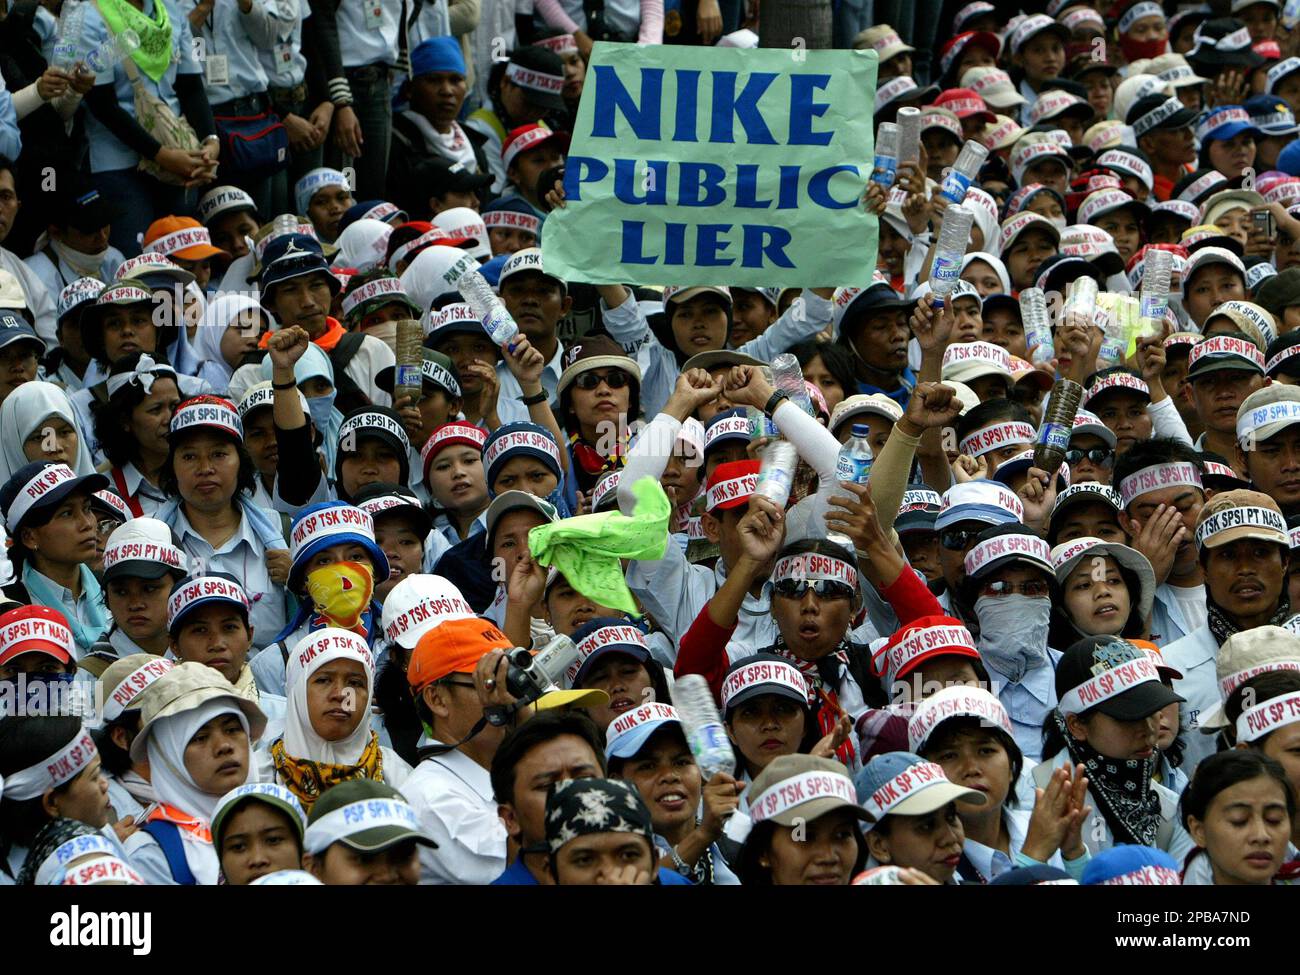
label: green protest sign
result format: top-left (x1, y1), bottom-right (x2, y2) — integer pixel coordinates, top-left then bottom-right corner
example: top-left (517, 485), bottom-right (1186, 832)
top-left (541, 43), bottom-right (878, 288)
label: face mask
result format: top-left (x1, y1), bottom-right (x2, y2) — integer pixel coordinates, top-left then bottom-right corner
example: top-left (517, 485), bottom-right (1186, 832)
top-left (306, 560), bottom-right (375, 629)
top-left (974, 593), bottom-right (1051, 683)
top-left (1120, 36), bottom-right (1168, 62)
top-left (1049, 215), bottom-right (1068, 231)
top-left (363, 320), bottom-right (398, 352)
top-left (307, 391), bottom-right (336, 433)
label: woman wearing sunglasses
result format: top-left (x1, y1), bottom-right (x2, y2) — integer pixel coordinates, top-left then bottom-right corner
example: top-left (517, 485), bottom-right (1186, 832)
top-left (959, 524), bottom-right (1060, 764)
top-left (556, 337), bottom-right (642, 500)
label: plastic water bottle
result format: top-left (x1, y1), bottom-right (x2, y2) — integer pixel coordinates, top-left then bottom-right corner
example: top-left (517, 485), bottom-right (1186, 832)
top-left (53, 2), bottom-right (87, 68)
top-left (455, 265), bottom-right (519, 349)
top-left (896, 107), bottom-right (921, 167)
top-left (747, 406), bottom-right (778, 440)
top-left (393, 319), bottom-right (423, 404)
top-left (1019, 287), bottom-right (1054, 365)
top-left (272, 213), bottom-right (299, 238)
top-left (1096, 303), bottom-right (1127, 369)
top-left (673, 674), bottom-right (736, 780)
top-left (872, 122), bottom-right (899, 189)
top-left (755, 440), bottom-right (798, 508)
top-left (836, 424), bottom-right (874, 484)
top-left (1139, 248), bottom-right (1173, 341)
top-left (1033, 379), bottom-right (1083, 473)
top-left (1062, 277), bottom-right (1099, 329)
top-left (1285, 0), bottom-right (1300, 28)
top-left (84, 28), bottom-right (140, 73)
top-left (929, 204), bottom-right (974, 304)
top-left (770, 353), bottom-right (813, 417)
top-left (939, 140), bottom-right (990, 205)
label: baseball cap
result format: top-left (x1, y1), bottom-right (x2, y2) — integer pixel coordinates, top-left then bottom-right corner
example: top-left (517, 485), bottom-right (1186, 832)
top-left (408, 617), bottom-right (513, 693)
top-left (211, 782), bottom-right (306, 852)
top-left (101, 517), bottom-right (188, 582)
top-left (854, 751), bottom-right (985, 826)
top-left (1049, 536), bottom-right (1157, 624)
top-left (936, 87), bottom-right (996, 125)
top-left (751, 754), bottom-right (870, 825)
top-left (196, 185), bottom-right (258, 226)
top-left (287, 500), bottom-right (390, 593)
top-left (907, 684), bottom-right (1013, 753)
top-left (1050, 482), bottom-right (1124, 531)
top-left (854, 24), bottom-right (914, 61)
top-left (53, 184), bottom-right (123, 233)
top-left (0, 605), bottom-right (76, 668)
top-left (498, 247), bottom-right (566, 294)
top-left (1237, 382), bottom-right (1300, 450)
top-left (829, 394), bottom-right (904, 436)
top-left (380, 573), bottom-right (476, 650)
top-left (963, 523), bottom-right (1054, 583)
top-left (962, 67), bottom-right (1026, 110)
top-left (998, 211), bottom-right (1061, 257)
top-left (1009, 13), bottom-right (1069, 54)
top-left (1186, 331), bottom-right (1264, 380)
top-left (1009, 141), bottom-right (1072, 187)
top-left (1181, 247), bottom-right (1247, 304)
top-left (604, 701), bottom-right (682, 760)
top-left (1194, 488), bottom-right (1289, 550)
top-left (938, 31), bottom-right (1001, 80)
top-left (874, 615), bottom-right (981, 687)
top-left (166, 574), bottom-right (250, 633)
top-left (97, 654), bottom-right (175, 724)
top-left (484, 489), bottom-right (559, 544)
top-left (719, 652), bottom-right (810, 715)
top-left (941, 340), bottom-right (1012, 386)
top-left (705, 459), bottom-right (760, 514)
top-left (1070, 409), bottom-right (1118, 448)
top-left (0, 462), bottom-right (107, 534)
top-left (1055, 635), bottom-right (1184, 721)
top-left (303, 778), bottom-right (436, 854)
top-left (983, 114), bottom-right (1025, 151)
top-left (895, 486), bottom-right (943, 535)
top-left (1127, 94), bottom-right (1198, 137)
top-left (501, 122), bottom-right (571, 172)
top-left (1199, 625), bottom-right (1300, 730)
top-left (567, 617), bottom-right (653, 688)
top-left (935, 481), bottom-right (1025, 531)
top-left (142, 216), bottom-right (228, 262)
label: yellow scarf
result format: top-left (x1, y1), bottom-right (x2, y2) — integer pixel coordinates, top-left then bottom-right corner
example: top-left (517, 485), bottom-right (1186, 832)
top-left (269, 732), bottom-right (384, 812)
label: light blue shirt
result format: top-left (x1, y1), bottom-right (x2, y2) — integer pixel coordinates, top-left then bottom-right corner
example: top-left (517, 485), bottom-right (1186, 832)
top-left (257, 0), bottom-right (308, 89)
top-left (78, 0), bottom-right (201, 173)
top-left (0, 81), bottom-right (20, 162)
top-left (337, 0), bottom-right (399, 69)
top-left (494, 341), bottom-right (564, 427)
top-left (984, 650), bottom-right (1061, 766)
top-left (24, 247), bottom-right (126, 301)
top-left (184, 0), bottom-right (273, 103)
top-left (166, 504), bottom-right (288, 642)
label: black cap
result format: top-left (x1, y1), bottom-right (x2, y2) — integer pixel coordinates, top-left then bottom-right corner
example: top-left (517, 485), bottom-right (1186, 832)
top-left (53, 184), bottom-right (123, 233)
top-left (1126, 94), bottom-right (1199, 134)
top-left (505, 46), bottom-right (567, 111)
top-left (1186, 18), bottom-right (1265, 71)
top-left (352, 481), bottom-right (434, 539)
top-left (1257, 267), bottom-right (1300, 319)
top-left (1055, 635), bottom-right (1185, 721)
top-left (1267, 329), bottom-right (1300, 378)
top-left (420, 158), bottom-right (494, 198)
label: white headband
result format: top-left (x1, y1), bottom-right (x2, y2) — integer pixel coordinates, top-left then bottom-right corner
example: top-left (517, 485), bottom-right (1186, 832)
top-left (861, 761), bottom-right (950, 821)
top-left (303, 797), bottom-right (424, 854)
top-left (1237, 400), bottom-right (1300, 448)
top-left (341, 276), bottom-right (409, 318)
top-left (772, 552), bottom-right (858, 588)
top-left (36, 833), bottom-right (118, 886)
top-left (720, 660), bottom-right (808, 710)
top-left (908, 687), bottom-right (1012, 752)
top-left (1118, 462), bottom-right (1203, 507)
top-left (103, 657), bottom-right (176, 722)
top-left (1237, 691), bottom-right (1300, 743)
top-left (3, 726), bottom-right (97, 800)
top-left (958, 421), bottom-right (1035, 458)
top-left (1195, 505), bottom-right (1289, 548)
top-left (1058, 655), bottom-right (1161, 716)
top-left (5, 463), bottom-right (78, 532)
top-left (750, 770), bottom-right (858, 824)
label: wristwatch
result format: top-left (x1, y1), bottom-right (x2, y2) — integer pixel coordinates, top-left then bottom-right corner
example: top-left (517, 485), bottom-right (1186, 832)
top-left (519, 390), bottom-right (548, 406)
top-left (763, 390), bottom-right (789, 418)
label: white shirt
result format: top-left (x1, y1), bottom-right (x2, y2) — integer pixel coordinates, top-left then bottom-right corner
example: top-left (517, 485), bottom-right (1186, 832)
top-left (0, 247), bottom-right (58, 346)
top-left (403, 743), bottom-right (508, 885)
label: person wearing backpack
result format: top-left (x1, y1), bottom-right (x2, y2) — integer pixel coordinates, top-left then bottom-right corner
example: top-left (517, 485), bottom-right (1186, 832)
top-left (257, 232), bottom-right (393, 413)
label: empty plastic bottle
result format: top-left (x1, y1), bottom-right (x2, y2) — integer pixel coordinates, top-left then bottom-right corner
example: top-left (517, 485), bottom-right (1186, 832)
top-left (53, 3), bottom-right (87, 68)
top-left (929, 205), bottom-right (974, 304)
top-left (770, 353), bottom-right (812, 416)
top-left (836, 424), bottom-right (874, 484)
top-left (673, 674), bottom-right (736, 781)
top-left (1019, 287), bottom-right (1054, 365)
top-left (896, 107), bottom-right (921, 167)
top-left (939, 140), bottom-right (990, 204)
top-left (455, 265), bottom-right (519, 349)
top-left (84, 28), bottom-right (140, 73)
top-left (1139, 248), bottom-right (1174, 339)
top-left (872, 123), bottom-right (899, 189)
top-left (755, 440), bottom-right (798, 508)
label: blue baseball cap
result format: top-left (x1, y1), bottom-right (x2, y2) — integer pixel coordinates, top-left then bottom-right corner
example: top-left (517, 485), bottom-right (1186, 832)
top-left (989, 865), bottom-right (1077, 885)
top-left (1244, 94), bottom-right (1300, 136)
top-left (0, 462), bottom-right (108, 533)
top-left (703, 408), bottom-right (751, 456)
top-left (567, 617), bottom-right (652, 689)
top-left (854, 751), bottom-right (985, 826)
top-left (287, 500), bottom-right (390, 593)
top-left (1196, 105), bottom-right (1262, 144)
top-left (339, 200), bottom-right (407, 233)
top-left (478, 252), bottom-right (508, 287)
top-left (934, 480), bottom-right (1025, 532)
top-left (0, 311), bottom-right (45, 355)
top-left (167, 573), bottom-right (251, 632)
top-left (258, 234), bottom-right (339, 303)
top-left (604, 701), bottom-right (682, 759)
top-left (1081, 844), bottom-right (1182, 885)
top-left (410, 36), bottom-right (467, 78)
top-left (482, 421), bottom-right (563, 490)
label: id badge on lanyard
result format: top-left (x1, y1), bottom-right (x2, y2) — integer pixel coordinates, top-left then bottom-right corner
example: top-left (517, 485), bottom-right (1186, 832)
top-left (206, 53), bottom-right (229, 87)
top-left (273, 42), bottom-right (294, 76)
top-left (363, 0), bottom-right (385, 28)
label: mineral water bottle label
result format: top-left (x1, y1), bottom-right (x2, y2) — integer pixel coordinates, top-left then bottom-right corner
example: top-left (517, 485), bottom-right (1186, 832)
top-left (393, 364), bottom-right (421, 391)
top-left (836, 454), bottom-right (870, 484)
top-left (756, 466), bottom-right (793, 505)
top-left (689, 723), bottom-right (731, 761)
top-left (1140, 295), bottom-right (1165, 319)
top-left (1038, 422), bottom-right (1070, 453)
top-left (871, 156), bottom-right (897, 187)
top-left (750, 415), bottom-right (778, 439)
top-left (53, 41), bottom-right (78, 65)
top-left (482, 307), bottom-right (516, 346)
top-left (931, 254), bottom-right (960, 287)
top-left (1099, 337), bottom-right (1124, 364)
top-left (939, 170), bottom-right (973, 204)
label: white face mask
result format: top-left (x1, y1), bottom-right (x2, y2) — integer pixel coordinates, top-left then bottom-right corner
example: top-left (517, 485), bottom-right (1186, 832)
top-left (363, 320), bottom-right (398, 351)
top-left (1049, 215), bottom-right (1068, 231)
top-left (974, 593), bottom-right (1051, 683)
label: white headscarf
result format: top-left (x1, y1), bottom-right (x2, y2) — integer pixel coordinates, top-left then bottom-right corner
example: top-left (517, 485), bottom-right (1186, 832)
top-left (960, 252), bottom-right (1012, 295)
top-left (332, 218), bottom-right (393, 273)
top-left (282, 629), bottom-right (376, 766)
top-left (964, 188), bottom-right (1000, 255)
top-left (191, 294), bottom-right (266, 394)
top-left (146, 697), bottom-right (253, 822)
top-left (167, 282), bottom-right (211, 379)
top-left (0, 381), bottom-right (96, 482)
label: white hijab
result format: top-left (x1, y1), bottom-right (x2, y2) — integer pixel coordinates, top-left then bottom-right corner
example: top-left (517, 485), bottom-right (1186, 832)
top-left (0, 380), bottom-right (96, 482)
top-left (282, 628), bottom-right (376, 766)
top-left (191, 294), bottom-right (266, 394)
top-left (146, 697), bottom-right (253, 822)
top-left (961, 252), bottom-right (1012, 295)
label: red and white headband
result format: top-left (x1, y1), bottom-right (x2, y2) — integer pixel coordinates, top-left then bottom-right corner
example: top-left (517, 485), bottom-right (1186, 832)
top-left (958, 421), bottom-right (1035, 459)
top-left (860, 761), bottom-right (950, 821)
top-left (503, 125), bottom-right (561, 171)
top-left (5, 463), bottom-right (77, 532)
top-left (482, 209), bottom-right (542, 235)
top-left (606, 702), bottom-right (680, 750)
top-left (341, 276), bottom-right (408, 318)
top-left (1195, 505), bottom-right (1288, 548)
top-left (0, 612), bottom-right (74, 662)
top-left (1117, 462), bottom-right (1203, 507)
top-left (750, 769), bottom-right (858, 824)
top-left (289, 628), bottom-right (375, 682)
top-left (877, 623), bottom-right (977, 685)
top-left (504, 61), bottom-right (564, 96)
top-left (170, 399), bottom-right (242, 440)
top-left (145, 226), bottom-right (215, 258)
top-left (167, 576), bottom-right (251, 628)
top-left (1084, 372), bottom-right (1149, 404)
top-left (907, 686), bottom-right (1012, 752)
top-left (533, 33), bottom-right (577, 54)
top-left (1236, 691), bottom-right (1300, 743)
top-left (720, 660), bottom-right (809, 710)
top-left (772, 552), bottom-right (858, 588)
top-left (388, 227), bottom-right (447, 272)
top-left (290, 504), bottom-right (376, 555)
top-left (1221, 659), bottom-right (1300, 699)
top-left (1188, 334), bottom-right (1264, 371)
top-left (102, 536), bottom-right (188, 575)
top-left (1058, 654), bottom-right (1161, 716)
top-left (421, 422), bottom-right (487, 466)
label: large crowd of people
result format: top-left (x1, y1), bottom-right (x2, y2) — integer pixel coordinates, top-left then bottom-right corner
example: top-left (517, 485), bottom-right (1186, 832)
top-left (0, 0), bottom-right (1299, 889)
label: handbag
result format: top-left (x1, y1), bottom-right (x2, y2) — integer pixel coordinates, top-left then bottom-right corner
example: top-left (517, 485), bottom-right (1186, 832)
top-left (212, 109), bottom-right (289, 180)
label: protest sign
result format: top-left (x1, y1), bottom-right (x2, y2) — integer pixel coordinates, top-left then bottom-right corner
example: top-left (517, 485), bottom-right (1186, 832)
top-left (543, 43), bottom-right (878, 288)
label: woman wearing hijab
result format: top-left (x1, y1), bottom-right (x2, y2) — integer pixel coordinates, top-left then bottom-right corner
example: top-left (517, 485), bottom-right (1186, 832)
top-left (1049, 536), bottom-right (1157, 650)
top-left (1181, 750), bottom-right (1296, 885)
top-left (959, 252), bottom-right (1013, 298)
top-left (0, 381), bottom-right (96, 485)
top-left (155, 396), bottom-right (291, 643)
top-left (0, 462), bottom-right (110, 653)
top-left (1037, 635), bottom-right (1195, 860)
top-left (189, 295), bottom-right (271, 395)
top-left (0, 715), bottom-right (114, 885)
top-left (121, 662), bottom-right (266, 886)
top-left (258, 628), bottom-right (411, 812)
top-left (91, 354), bottom-right (183, 517)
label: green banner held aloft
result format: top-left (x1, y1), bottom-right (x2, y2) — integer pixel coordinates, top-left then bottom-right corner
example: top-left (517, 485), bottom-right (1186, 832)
top-left (542, 43), bottom-right (878, 288)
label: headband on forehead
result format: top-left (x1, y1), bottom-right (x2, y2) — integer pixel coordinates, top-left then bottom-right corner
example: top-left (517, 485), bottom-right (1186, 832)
top-left (1117, 462), bottom-right (1203, 507)
top-left (963, 532), bottom-right (1052, 578)
top-left (341, 277), bottom-right (409, 318)
top-left (1189, 334), bottom-right (1264, 370)
top-left (146, 226), bottom-right (216, 258)
top-left (706, 471), bottom-right (758, 512)
top-left (1237, 692), bottom-right (1300, 743)
top-left (171, 398), bottom-right (242, 440)
top-left (302, 797), bottom-right (423, 855)
top-left (103, 657), bottom-right (176, 723)
top-left (168, 576), bottom-right (251, 628)
top-left (290, 503), bottom-right (376, 553)
top-left (720, 659), bottom-right (809, 710)
top-left (876, 621), bottom-right (977, 686)
top-left (504, 61), bottom-right (564, 96)
top-left (772, 552), bottom-right (858, 588)
top-left (290, 628), bottom-right (375, 680)
top-left (105, 353), bottom-right (177, 398)
top-left (339, 411), bottom-right (411, 454)
top-left (606, 701), bottom-right (679, 749)
top-left (388, 228), bottom-right (447, 273)
top-left (568, 622), bottom-right (649, 684)
top-left (61, 855), bottom-right (144, 886)
top-left (2, 726), bottom-right (97, 800)
top-left (534, 32), bottom-right (577, 54)
top-left (908, 687), bottom-right (1012, 752)
top-left (1221, 659), bottom-right (1300, 699)
top-left (482, 427), bottom-right (561, 473)
top-left (958, 421), bottom-right (1035, 459)
top-left (482, 208), bottom-right (541, 236)
top-left (1119, 1), bottom-right (1164, 33)
top-left (421, 422), bottom-right (487, 468)
top-left (1195, 504), bottom-right (1289, 548)
top-left (1058, 654), bottom-right (1161, 716)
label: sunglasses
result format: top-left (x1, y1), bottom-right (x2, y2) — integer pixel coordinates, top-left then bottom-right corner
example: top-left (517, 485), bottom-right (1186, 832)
top-left (979, 579), bottom-right (1051, 599)
top-left (1064, 447), bottom-right (1114, 467)
top-left (573, 370), bottom-right (631, 391)
top-left (97, 519), bottom-right (122, 536)
top-left (773, 579), bottom-right (856, 600)
top-left (940, 529), bottom-right (980, 551)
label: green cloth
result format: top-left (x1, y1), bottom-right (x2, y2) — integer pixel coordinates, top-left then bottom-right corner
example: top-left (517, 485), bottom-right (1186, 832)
top-left (95, 0), bottom-right (173, 83)
top-left (528, 476), bottom-right (670, 617)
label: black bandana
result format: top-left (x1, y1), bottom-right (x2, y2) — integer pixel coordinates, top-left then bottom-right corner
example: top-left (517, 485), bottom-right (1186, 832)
top-left (544, 778), bottom-right (655, 855)
top-left (1206, 593), bottom-right (1292, 648)
top-left (17, 817), bottom-right (98, 886)
top-left (1053, 710), bottom-right (1161, 847)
